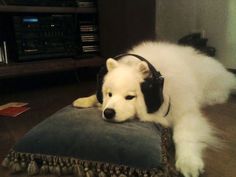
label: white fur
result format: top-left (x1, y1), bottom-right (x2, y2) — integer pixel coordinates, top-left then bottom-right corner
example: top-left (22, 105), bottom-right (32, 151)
top-left (73, 41), bottom-right (236, 177)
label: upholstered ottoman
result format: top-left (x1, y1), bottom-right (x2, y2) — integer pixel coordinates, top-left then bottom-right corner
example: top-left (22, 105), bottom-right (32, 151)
top-left (2, 106), bottom-right (180, 176)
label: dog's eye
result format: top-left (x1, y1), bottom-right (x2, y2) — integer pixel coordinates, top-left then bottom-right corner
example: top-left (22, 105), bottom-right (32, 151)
top-left (108, 92), bottom-right (112, 97)
top-left (125, 95), bottom-right (136, 100)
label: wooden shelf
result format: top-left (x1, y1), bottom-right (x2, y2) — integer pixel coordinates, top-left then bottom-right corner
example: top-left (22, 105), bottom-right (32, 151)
top-left (0, 56), bottom-right (104, 78)
top-left (0, 5), bottom-right (97, 13)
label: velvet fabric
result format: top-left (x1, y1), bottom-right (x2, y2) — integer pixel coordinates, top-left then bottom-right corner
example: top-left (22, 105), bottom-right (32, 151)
top-left (13, 106), bottom-right (163, 169)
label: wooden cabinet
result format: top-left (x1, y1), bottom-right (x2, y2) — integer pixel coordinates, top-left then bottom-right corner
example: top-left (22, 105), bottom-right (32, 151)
top-left (0, 4), bottom-right (103, 78)
top-left (98, 0), bottom-right (156, 57)
top-left (0, 1), bottom-right (157, 78)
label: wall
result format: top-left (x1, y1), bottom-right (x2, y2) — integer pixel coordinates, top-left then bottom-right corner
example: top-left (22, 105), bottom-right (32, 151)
top-left (156, 0), bottom-right (236, 69)
top-left (156, 0), bottom-right (197, 42)
top-left (196, 0), bottom-right (236, 69)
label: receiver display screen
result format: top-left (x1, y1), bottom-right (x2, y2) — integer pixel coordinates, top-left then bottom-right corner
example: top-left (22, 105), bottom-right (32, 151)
top-left (23, 17), bottom-right (39, 23)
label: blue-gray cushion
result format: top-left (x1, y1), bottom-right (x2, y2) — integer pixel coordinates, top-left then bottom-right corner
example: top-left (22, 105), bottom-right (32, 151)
top-left (2, 106), bottom-right (178, 176)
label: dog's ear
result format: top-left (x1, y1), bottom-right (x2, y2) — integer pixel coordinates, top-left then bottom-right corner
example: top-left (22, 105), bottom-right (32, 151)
top-left (137, 61), bottom-right (150, 78)
top-left (106, 58), bottom-right (119, 71)
top-left (96, 66), bottom-right (108, 103)
top-left (96, 58), bottom-right (118, 103)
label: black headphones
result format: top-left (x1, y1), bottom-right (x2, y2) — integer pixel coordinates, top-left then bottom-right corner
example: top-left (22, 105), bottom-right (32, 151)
top-left (96, 54), bottom-right (164, 113)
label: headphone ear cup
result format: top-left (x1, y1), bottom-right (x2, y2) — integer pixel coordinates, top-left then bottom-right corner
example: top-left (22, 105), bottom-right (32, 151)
top-left (141, 77), bottom-right (164, 113)
top-left (96, 66), bottom-right (108, 103)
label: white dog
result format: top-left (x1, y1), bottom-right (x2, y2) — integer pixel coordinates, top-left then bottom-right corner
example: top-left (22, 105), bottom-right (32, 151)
top-left (73, 42), bottom-right (236, 177)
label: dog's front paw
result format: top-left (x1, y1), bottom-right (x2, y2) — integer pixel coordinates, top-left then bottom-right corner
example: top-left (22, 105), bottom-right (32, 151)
top-left (73, 96), bottom-right (96, 108)
top-left (176, 155), bottom-right (204, 177)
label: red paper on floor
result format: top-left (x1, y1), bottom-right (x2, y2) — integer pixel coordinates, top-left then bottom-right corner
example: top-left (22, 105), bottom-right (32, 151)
top-left (0, 102), bottom-right (30, 117)
top-left (0, 106), bottom-right (30, 117)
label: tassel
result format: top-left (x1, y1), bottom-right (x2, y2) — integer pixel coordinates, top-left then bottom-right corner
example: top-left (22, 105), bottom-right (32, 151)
top-left (20, 158), bottom-right (27, 170)
top-left (9, 156), bottom-right (14, 168)
top-left (122, 166), bottom-right (128, 174)
top-left (59, 158), bottom-right (67, 175)
top-left (97, 164), bottom-right (107, 177)
top-left (51, 157), bottom-right (61, 176)
top-left (68, 166), bottom-right (73, 174)
top-left (61, 165), bottom-right (68, 175)
top-left (99, 171), bottom-right (107, 177)
top-left (102, 163), bottom-right (109, 174)
top-left (27, 155), bottom-right (39, 176)
top-left (149, 170), bottom-right (156, 177)
top-left (136, 170), bottom-right (142, 176)
top-left (54, 165), bottom-right (61, 176)
top-left (84, 162), bottom-right (94, 177)
top-left (150, 174), bottom-right (159, 177)
top-left (27, 160), bottom-right (39, 176)
top-left (109, 169), bottom-right (114, 175)
top-left (49, 161), bottom-right (54, 174)
top-left (86, 170), bottom-right (95, 177)
top-left (46, 156), bottom-right (53, 174)
top-left (59, 159), bottom-right (67, 175)
top-left (1, 154), bottom-right (10, 167)
top-left (11, 158), bottom-right (22, 173)
top-left (119, 174), bottom-right (127, 177)
top-left (128, 168), bottom-right (135, 176)
top-left (40, 161), bottom-right (49, 175)
top-left (73, 164), bottom-right (85, 177)
top-left (67, 163), bottom-right (73, 174)
top-left (115, 166), bottom-right (120, 175)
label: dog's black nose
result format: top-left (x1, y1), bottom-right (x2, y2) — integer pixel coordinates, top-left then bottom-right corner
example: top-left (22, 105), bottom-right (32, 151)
top-left (104, 108), bottom-right (116, 119)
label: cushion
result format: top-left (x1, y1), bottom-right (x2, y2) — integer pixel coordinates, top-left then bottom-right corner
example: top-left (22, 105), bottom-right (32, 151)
top-left (2, 106), bottom-right (179, 176)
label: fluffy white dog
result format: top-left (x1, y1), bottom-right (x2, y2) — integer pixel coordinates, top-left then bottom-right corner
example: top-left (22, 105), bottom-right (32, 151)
top-left (73, 42), bottom-right (236, 177)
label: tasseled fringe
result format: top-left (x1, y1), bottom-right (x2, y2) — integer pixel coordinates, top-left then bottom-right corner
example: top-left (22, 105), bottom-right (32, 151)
top-left (40, 160), bottom-right (49, 174)
top-left (1, 128), bottom-right (181, 177)
top-left (1, 150), bottom-right (169, 177)
top-left (11, 158), bottom-right (21, 173)
top-left (1, 154), bottom-right (10, 167)
top-left (27, 155), bottom-right (39, 175)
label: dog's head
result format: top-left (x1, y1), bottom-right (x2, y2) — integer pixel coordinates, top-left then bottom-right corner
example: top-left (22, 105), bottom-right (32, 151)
top-left (97, 54), bottom-right (164, 122)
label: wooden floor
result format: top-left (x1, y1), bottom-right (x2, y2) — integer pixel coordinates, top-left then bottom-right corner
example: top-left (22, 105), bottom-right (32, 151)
top-left (0, 72), bottom-right (235, 177)
top-left (202, 95), bottom-right (236, 177)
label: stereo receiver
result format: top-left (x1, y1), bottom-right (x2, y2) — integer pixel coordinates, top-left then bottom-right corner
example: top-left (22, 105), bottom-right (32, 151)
top-left (13, 14), bottom-right (79, 61)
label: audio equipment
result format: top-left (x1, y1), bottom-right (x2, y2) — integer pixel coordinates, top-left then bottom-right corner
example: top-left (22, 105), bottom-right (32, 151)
top-left (96, 54), bottom-right (164, 113)
top-left (13, 14), bottom-right (78, 61)
top-left (76, 0), bottom-right (96, 8)
top-left (2, 0), bottom-right (77, 7)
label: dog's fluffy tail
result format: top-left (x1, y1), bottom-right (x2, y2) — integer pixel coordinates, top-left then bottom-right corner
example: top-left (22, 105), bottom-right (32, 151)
top-left (230, 72), bottom-right (236, 95)
top-left (204, 70), bottom-right (236, 106)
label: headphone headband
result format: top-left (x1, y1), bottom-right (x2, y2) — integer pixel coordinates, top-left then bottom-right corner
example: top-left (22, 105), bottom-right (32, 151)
top-left (113, 53), bottom-right (162, 78)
